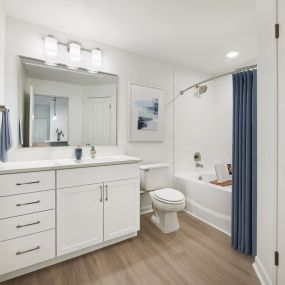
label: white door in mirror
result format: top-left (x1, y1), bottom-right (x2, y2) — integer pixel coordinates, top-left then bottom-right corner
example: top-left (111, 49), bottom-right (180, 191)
top-left (85, 97), bottom-right (111, 145)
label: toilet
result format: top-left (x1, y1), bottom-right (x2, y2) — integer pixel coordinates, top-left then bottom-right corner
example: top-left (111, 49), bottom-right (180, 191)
top-left (140, 163), bottom-right (185, 233)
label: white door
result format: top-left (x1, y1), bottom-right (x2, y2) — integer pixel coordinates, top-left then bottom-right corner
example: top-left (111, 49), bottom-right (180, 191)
top-left (104, 179), bottom-right (140, 241)
top-left (57, 183), bottom-right (104, 256)
top-left (277, 0), bottom-right (285, 283)
top-left (85, 97), bottom-right (111, 145)
top-left (29, 86), bottom-right (34, 147)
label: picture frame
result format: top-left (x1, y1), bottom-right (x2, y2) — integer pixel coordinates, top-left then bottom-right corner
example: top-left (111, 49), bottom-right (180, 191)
top-left (129, 82), bottom-right (164, 142)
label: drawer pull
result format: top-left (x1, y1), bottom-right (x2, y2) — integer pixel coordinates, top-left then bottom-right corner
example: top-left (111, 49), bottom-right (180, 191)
top-left (16, 246), bottom-right (40, 255)
top-left (16, 221), bottom-right (40, 228)
top-left (16, 200), bottom-right (40, 207)
top-left (16, 181), bottom-right (40, 186)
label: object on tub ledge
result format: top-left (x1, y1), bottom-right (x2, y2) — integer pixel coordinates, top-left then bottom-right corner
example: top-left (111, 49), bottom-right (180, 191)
top-left (0, 109), bottom-right (13, 162)
top-left (210, 179), bottom-right (232, 187)
top-left (214, 163), bottom-right (232, 181)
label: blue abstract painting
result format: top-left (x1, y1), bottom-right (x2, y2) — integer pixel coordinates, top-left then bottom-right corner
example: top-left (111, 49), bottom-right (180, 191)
top-left (135, 98), bottom-right (159, 131)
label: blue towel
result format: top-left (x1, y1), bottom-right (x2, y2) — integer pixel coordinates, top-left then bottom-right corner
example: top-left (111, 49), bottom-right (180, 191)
top-left (0, 110), bottom-right (12, 162)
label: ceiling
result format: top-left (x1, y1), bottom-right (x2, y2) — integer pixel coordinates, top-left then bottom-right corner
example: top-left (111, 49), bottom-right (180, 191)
top-left (3, 0), bottom-right (257, 74)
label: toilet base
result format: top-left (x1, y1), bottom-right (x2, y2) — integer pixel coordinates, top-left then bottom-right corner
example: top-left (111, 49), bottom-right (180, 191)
top-left (151, 210), bottom-right (180, 233)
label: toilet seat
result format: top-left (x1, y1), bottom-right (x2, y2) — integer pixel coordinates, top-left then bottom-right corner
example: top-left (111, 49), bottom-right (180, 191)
top-left (153, 188), bottom-right (185, 204)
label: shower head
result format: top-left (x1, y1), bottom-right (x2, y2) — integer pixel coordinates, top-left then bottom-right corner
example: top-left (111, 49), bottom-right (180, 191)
top-left (196, 85), bottom-right (208, 94)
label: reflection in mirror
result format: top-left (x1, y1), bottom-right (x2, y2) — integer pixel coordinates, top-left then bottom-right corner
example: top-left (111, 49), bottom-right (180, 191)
top-left (33, 95), bottom-right (69, 147)
top-left (18, 57), bottom-right (117, 147)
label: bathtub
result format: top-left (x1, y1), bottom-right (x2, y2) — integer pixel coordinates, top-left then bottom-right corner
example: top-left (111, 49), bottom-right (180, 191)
top-left (174, 172), bottom-right (232, 235)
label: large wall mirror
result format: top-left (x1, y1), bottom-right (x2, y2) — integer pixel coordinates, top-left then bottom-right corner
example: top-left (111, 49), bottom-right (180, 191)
top-left (18, 57), bottom-right (118, 147)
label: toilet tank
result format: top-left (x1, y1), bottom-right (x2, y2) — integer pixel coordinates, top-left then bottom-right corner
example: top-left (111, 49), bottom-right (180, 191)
top-left (140, 163), bottom-right (169, 191)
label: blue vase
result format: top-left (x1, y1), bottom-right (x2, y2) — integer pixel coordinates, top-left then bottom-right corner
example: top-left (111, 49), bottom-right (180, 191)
top-left (75, 148), bottom-right (82, 160)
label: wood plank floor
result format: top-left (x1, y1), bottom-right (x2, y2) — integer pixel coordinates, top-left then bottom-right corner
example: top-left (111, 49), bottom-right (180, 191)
top-left (2, 212), bottom-right (260, 285)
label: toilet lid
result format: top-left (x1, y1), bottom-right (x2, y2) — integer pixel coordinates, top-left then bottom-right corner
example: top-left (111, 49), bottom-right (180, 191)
top-left (153, 188), bottom-right (184, 203)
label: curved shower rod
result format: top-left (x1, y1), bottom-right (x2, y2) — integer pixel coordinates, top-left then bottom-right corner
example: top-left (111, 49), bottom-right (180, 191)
top-left (180, 64), bottom-right (257, 95)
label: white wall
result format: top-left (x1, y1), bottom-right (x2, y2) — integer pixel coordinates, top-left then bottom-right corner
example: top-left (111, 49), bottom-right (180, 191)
top-left (0, 0), bottom-right (5, 104)
top-left (255, 0), bottom-right (278, 284)
top-left (4, 16), bottom-right (200, 171)
top-left (174, 71), bottom-right (232, 174)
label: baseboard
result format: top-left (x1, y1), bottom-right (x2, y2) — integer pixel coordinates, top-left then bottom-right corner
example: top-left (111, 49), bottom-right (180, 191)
top-left (183, 210), bottom-right (231, 236)
top-left (140, 206), bottom-right (153, 215)
top-left (253, 256), bottom-right (273, 285)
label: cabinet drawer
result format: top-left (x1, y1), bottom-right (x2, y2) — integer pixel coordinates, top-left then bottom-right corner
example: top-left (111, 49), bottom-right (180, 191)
top-left (0, 210), bottom-right (55, 241)
top-left (0, 230), bottom-right (55, 275)
top-left (0, 190), bottom-right (55, 219)
top-left (0, 171), bottom-right (55, 197)
top-left (57, 163), bottom-right (139, 188)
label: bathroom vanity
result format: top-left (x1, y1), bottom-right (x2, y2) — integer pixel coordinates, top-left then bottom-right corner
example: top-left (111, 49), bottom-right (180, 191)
top-left (0, 156), bottom-right (140, 281)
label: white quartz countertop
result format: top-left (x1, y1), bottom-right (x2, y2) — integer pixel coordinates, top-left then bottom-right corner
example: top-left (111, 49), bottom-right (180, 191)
top-left (0, 156), bottom-right (142, 175)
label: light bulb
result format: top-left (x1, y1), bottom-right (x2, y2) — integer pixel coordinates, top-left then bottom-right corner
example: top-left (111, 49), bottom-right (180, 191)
top-left (69, 42), bottom-right (81, 62)
top-left (91, 48), bottom-right (103, 67)
top-left (44, 35), bottom-right (58, 66)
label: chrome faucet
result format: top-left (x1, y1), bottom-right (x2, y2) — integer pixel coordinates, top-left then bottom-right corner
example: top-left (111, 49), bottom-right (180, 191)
top-left (56, 129), bottom-right (64, 142)
top-left (195, 163), bottom-right (204, 168)
top-left (90, 145), bottom-right (96, 158)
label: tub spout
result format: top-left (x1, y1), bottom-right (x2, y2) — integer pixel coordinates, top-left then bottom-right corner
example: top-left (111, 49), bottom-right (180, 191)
top-left (196, 163), bottom-right (204, 168)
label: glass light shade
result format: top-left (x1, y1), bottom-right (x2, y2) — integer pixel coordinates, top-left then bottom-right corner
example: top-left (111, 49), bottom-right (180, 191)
top-left (226, 51), bottom-right (239, 58)
top-left (69, 42), bottom-right (81, 63)
top-left (91, 49), bottom-right (103, 67)
top-left (44, 36), bottom-right (58, 57)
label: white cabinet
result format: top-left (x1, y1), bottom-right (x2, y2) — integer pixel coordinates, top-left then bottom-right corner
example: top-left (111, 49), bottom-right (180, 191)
top-left (0, 229), bottom-right (55, 275)
top-left (0, 161), bottom-right (140, 280)
top-left (0, 171), bottom-right (56, 276)
top-left (57, 184), bottom-right (103, 256)
top-left (57, 164), bottom-right (140, 256)
top-left (104, 179), bottom-right (140, 241)
top-left (57, 178), bottom-right (140, 256)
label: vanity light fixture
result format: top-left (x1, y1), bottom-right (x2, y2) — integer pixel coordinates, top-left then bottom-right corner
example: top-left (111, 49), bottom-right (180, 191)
top-left (53, 97), bottom-right (57, 120)
top-left (44, 35), bottom-right (58, 66)
top-left (68, 42), bottom-right (81, 69)
top-left (91, 48), bottom-right (103, 67)
top-left (43, 35), bottom-right (103, 71)
top-left (226, 51), bottom-right (239, 58)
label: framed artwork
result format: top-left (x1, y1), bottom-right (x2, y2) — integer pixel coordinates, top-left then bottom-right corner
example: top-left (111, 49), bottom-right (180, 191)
top-left (129, 82), bottom-right (164, 141)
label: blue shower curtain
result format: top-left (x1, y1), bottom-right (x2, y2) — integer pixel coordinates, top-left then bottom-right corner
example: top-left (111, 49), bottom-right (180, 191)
top-left (232, 70), bottom-right (257, 256)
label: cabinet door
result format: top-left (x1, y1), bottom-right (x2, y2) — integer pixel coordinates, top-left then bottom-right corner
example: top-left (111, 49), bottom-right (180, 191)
top-left (104, 178), bottom-right (140, 241)
top-left (57, 184), bottom-right (103, 256)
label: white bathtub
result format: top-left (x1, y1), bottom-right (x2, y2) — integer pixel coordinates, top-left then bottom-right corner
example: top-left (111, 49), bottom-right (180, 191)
top-left (174, 172), bottom-right (232, 235)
